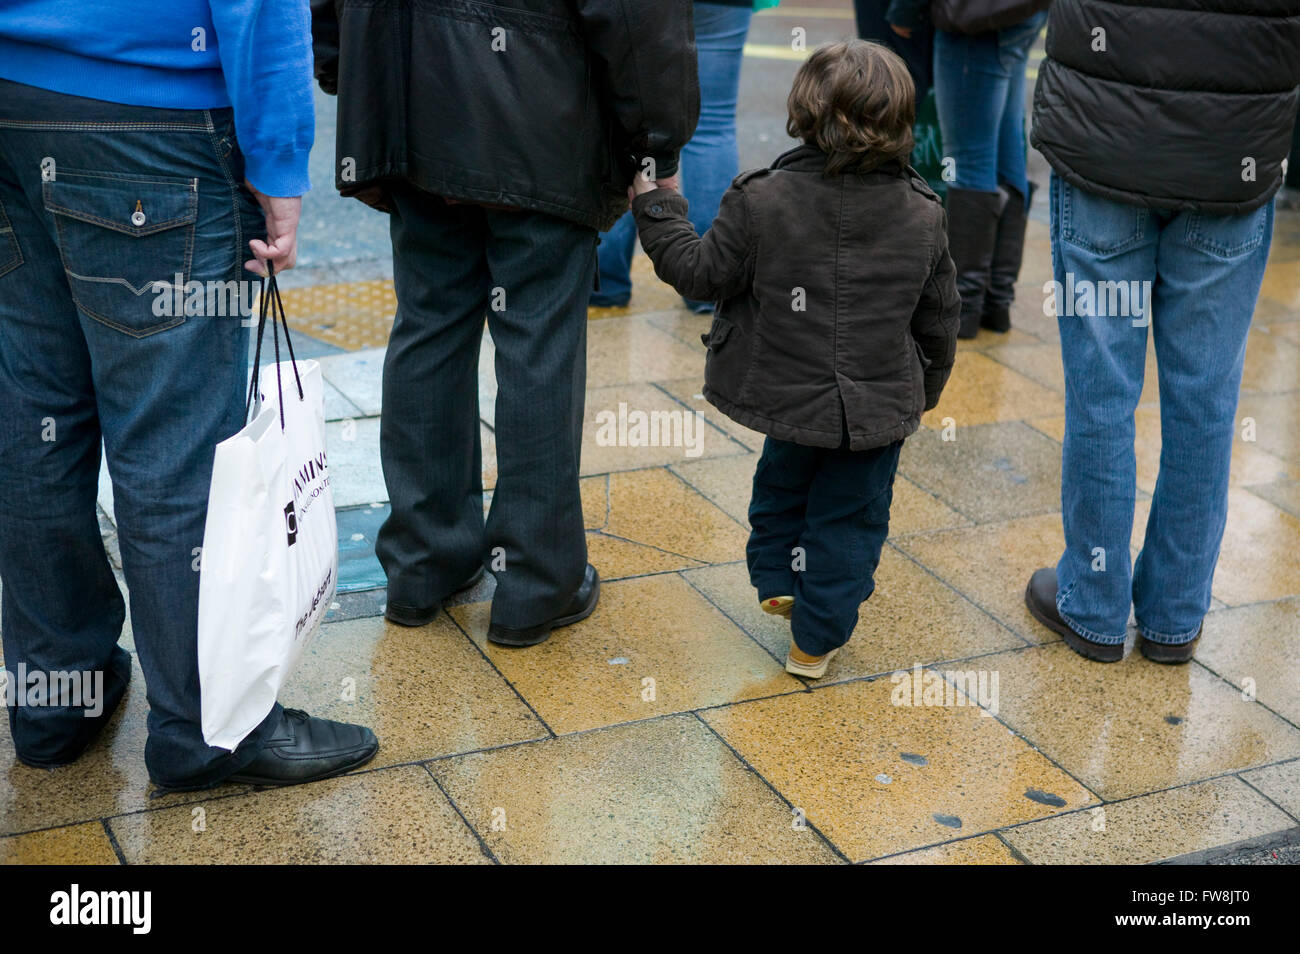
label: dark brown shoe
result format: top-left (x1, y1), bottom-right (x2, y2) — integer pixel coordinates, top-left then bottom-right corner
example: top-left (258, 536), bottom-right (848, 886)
top-left (1024, 567), bottom-right (1124, 663)
top-left (1138, 627), bottom-right (1201, 665)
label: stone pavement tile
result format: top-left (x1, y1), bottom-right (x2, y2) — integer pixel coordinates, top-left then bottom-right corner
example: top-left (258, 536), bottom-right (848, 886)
top-left (431, 715), bottom-right (841, 864)
top-left (0, 822), bottom-right (120, 865)
top-left (701, 677), bottom-right (1095, 862)
top-left (896, 513), bottom-right (1067, 644)
top-left (954, 327), bottom-right (1042, 353)
top-left (1247, 479), bottom-right (1300, 519)
top-left (582, 383), bottom-right (745, 475)
top-left (1026, 410), bottom-right (1295, 496)
top-left (921, 352), bottom-right (1063, 429)
top-left (322, 378), bottom-right (362, 422)
top-left (1273, 322), bottom-right (1300, 342)
top-left (899, 421), bottom-right (1062, 524)
top-left (1002, 776), bottom-right (1296, 865)
top-left (671, 452), bottom-right (757, 526)
top-left (325, 416), bottom-right (386, 507)
top-left (581, 474), bottom-right (608, 529)
top-left (586, 532), bottom-right (703, 578)
top-left (326, 416), bottom-right (497, 506)
top-left (479, 328), bottom-right (496, 427)
top-left (449, 575), bottom-right (802, 734)
top-left (1236, 392), bottom-right (1300, 465)
top-left (984, 642), bottom-right (1300, 800)
top-left (1242, 328), bottom-right (1300, 394)
top-left (1211, 488), bottom-right (1300, 606)
top-left (682, 553), bottom-right (1024, 681)
top-left (1195, 598), bottom-right (1300, 726)
top-left (0, 659), bottom-right (252, 836)
top-left (316, 346), bottom-right (385, 416)
top-left (887, 475), bottom-right (976, 536)
top-left (985, 343), bottom-right (1065, 394)
top-left (1257, 259), bottom-right (1300, 320)
top-left (656, 376), bottom-right (766, 451)
top-left (278, 615), bottom-right (547, 766)
top-left (108, 765), bottom-right (490, 864)
top-left (1241, 759), bottom-right (1300, 820)
top-left (586, 316), bottom-right (705, 388)
top-left (870, 833), bottom-right (1022, 865)
top-left (644, 308), bottom-right (713, 350)
top-left (602, 468), bottom-right (749, 565)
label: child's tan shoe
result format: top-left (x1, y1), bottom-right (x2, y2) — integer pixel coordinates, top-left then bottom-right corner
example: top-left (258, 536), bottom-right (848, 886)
top-left (785, 642), bottom-right (838, 679)
top-left (761, 595), bottom-right (794, 618)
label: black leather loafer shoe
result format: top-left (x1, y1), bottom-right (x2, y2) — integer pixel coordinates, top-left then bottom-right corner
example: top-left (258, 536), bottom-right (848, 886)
top-left (1138, 627), bottom-right (1201, 664)
top-left (1025, 567), bottom-right (1124, 663)
top-left (226, 709), bottom-right (378, 787)
top-left (488, 564), bottom-right (600, 647)
top-left (386, 566), bottom-right (486, 627)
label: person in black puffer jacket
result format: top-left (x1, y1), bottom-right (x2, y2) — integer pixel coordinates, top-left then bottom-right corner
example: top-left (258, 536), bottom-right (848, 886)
top-left (1023, 0), bottom-right (1300, 666)
top-left (311, 1), bottom-right (700, 648)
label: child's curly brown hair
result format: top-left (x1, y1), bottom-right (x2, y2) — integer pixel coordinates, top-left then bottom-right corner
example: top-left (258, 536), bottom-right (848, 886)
top-left (786, 39), bottom-right (916, 176)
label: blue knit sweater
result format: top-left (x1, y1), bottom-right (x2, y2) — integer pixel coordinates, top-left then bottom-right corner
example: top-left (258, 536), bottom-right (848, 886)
top-left (0, 0), bottom-right (314, 196)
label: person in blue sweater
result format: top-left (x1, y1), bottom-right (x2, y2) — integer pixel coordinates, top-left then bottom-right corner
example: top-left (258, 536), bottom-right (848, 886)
top-left (0, 0), bottom-right (377, 791)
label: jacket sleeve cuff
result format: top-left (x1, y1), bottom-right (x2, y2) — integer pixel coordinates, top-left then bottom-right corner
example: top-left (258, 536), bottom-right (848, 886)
top-left (242, 151), bottom-right (312, 198)
top-left (631, 189), bottom-right (689, 222)
top-left (640, 151), bottom-right (680, 181)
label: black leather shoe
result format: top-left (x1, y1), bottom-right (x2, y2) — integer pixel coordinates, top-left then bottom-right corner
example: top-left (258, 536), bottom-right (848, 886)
top-left (488, 564), bottom-right (600, 647)
top-left (386, 566), bottom-right (485, 627)
top-left (226, 709), bottom-right (378, 787)
top-left (1025, 567), bottom-right (1124, 663)
top-left (1138, 627), bottom-right (1201, 665)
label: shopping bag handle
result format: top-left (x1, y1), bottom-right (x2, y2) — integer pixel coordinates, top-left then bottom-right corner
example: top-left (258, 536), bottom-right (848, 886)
top-left (244, 263), bottom-right (305, 430)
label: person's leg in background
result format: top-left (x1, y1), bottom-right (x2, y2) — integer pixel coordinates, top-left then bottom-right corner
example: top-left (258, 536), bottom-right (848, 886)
top-left (854, 0), bottom-right (933, 99)
top-left (378, 187), bottom-right (492, 623)
top-left (483, 210), bottom-right (599, 638)
top-left (1040, 174), bottom-right (1160, 661)
top-left (788, 440), bottom-right (902, 674)
top-left (747, 437), bottom-right (818, 614)
top-left (678, 1), bottom-right (753, 313)
top-left (933, 28), bottom-right (1009, 338)
top-left (590, 211), bottom-right (636, 308)
top-left (1132, 201), bottom-right (1273, 661)
top-left (982, 12), bottom-right (1046, 332)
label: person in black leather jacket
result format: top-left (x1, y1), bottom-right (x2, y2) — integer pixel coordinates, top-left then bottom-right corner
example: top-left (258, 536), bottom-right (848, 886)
top-left (312, 1), bottom-right (701, 647)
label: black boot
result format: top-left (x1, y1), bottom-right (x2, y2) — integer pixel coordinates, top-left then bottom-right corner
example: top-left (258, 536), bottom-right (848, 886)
top-left (945, 187), bottom-right (1007, 339)
top-left (983, 182), bottom-right (1034, 333)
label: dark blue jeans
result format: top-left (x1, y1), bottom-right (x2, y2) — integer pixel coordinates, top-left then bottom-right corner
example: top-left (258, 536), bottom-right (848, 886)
top-left (378, 185), bottom-right (597, 629)
top-left (0, 79), bottom-right (278, 788)
top-left (748, 437), bottom-right (902, 657)
top-left (592, 2), bottom-right (752, 308)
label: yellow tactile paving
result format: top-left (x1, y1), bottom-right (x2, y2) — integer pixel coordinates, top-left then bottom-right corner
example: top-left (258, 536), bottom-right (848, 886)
top-left (280, 279), bottom-right (397, 352)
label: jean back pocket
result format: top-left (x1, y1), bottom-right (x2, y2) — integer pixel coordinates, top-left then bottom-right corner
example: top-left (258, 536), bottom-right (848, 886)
top-left (1059, 180), bottom-right (1150, 258)
top-left (43, 170), bottom-right (198, 337)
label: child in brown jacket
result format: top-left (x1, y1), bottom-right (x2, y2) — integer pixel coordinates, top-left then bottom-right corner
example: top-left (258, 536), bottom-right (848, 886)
top-left (630, 40), bottom-right (960, 679)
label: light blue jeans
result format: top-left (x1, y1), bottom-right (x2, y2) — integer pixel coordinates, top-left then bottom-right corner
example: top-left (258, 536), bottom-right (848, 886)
top-left (1051, 174), bottom-right (1275, 646)
top-left (933, 12), bottom-right (1045, 198)
top-left (592, 2), bottom-right (752, 308)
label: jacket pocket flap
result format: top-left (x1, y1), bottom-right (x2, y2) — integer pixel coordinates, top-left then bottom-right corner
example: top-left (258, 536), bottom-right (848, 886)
top-left (703, 316), bottom-right (735, 350)
top-left (44, 171), bottom-right (198, 237)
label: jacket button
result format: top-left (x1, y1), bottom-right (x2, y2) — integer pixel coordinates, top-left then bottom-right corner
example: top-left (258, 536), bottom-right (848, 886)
top-left (131, 209), bottom-right (146, 227)
top-left (650, 204), bottom-right (662, 214)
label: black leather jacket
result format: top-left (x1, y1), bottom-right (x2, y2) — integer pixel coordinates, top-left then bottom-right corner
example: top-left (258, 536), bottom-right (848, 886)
top-left (311, 0), bottom-right (701, 230)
